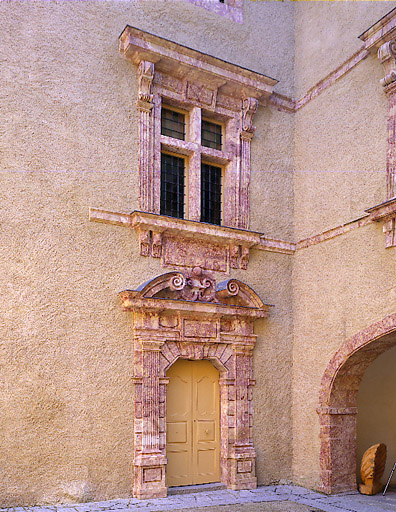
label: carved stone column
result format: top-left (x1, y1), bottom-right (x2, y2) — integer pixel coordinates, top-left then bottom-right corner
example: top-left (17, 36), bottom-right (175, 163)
top-left (133, 338), bottom-right (167, 499)
top-left (378, 42), bottom-right (396, 199)
top-left (228, 343), bottom-right (257, 490)
top-left (137, 61), bottom-right (156, 212)
top-left (239, 97), bottom-right (258, 229)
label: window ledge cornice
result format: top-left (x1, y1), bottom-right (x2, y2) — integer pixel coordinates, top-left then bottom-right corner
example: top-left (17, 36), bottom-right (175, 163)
top-left (89, 208), bottom-right (295, 272)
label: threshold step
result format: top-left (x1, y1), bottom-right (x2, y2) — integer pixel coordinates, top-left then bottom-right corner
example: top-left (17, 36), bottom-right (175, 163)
top-left (168, 482), bottom-right (226, 495)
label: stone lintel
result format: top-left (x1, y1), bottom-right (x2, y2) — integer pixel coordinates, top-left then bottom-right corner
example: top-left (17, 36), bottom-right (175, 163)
top-left (120, 294), bottom-right (270, 319)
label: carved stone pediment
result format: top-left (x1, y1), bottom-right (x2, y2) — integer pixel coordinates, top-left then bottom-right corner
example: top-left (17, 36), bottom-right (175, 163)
top-left (120, 267), bottom-right (270, 314)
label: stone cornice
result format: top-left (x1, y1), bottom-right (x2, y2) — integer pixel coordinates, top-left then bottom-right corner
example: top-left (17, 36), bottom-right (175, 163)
top-left (359, 7), bottom-right (396, 50)
top-left (120, 294), bottom-right (270, 319)
top-left (365, 196), bottom-right (396, 220)
top-left (89, 208), bottom-right (296, 256)
top-left (119, 26), bottom-right (278, 104)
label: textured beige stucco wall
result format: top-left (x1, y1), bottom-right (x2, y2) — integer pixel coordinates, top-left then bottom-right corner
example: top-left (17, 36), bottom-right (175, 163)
top-left (0, 0), bottom-right (295, 505)
top-left (357, 345), bottom-right (396, 486)
top-left (250, 106), bottom-right (294, 239)
top-left (292, 2), bottom-right (396, 490)
top-left (292, 225), bottom-right (396, 489)
top-left (294, 54), bottom-right (387, 241)
top-left (294, 1), bottom-right (396, 100)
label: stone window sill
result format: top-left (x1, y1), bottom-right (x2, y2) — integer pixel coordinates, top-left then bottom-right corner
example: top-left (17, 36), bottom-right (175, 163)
top-left (89, 208), bottom-right (295, 272)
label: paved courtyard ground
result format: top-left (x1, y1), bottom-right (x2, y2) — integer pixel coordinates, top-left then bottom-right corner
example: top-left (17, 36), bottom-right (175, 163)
top-left (4, 485), bottom-right (396, 512)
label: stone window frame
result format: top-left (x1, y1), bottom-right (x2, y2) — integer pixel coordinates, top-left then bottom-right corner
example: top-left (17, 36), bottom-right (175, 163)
top-left (117, 26), bottom-right (278, 269)
top-left (184, 0), bottom-right (244, 24)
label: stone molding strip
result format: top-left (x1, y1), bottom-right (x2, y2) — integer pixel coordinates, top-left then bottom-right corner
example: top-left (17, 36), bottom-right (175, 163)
top-left (294, 47), bottom-right (369, 111)
top-left (90, 198), bottom-right (396, 258)
top-left (296, 214), bottom-right (372, 250)
top-left (269, 47), bottom-right (369, 113)
top-left (185, 0), bottom-right (243, 24)
top-left (297, 197), bottom-right (396, 250)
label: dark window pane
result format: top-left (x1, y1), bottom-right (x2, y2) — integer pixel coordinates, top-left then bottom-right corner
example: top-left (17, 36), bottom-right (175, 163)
top-left (161, 108), bottom-right (185, 140)
top-left (201, 120), bottom-right (222, 150)
top-left (160, 153), bottom-right (185, 219)
top-left (201, 163), bottom-right (222, 225)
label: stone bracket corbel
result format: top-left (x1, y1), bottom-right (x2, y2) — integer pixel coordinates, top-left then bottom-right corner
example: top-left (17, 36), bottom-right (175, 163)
top-left (366, 197), bottom-right (396, 248)
top-left (230, 244), bottom-right (250, 270)
top-left (139, 229), bottom-right (163, 258)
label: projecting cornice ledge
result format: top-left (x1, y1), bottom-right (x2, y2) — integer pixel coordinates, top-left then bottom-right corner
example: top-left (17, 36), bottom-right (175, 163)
top-left (360, 8), bottom-right (396, 90)
top-left (89, 208), bottom-right (295, 273)
top-left (119, 26), bottom-right (278, 106)
top-left (366, 197), bottom-right (396, 248)
top-left (359, 8), bottom-right (396, 51)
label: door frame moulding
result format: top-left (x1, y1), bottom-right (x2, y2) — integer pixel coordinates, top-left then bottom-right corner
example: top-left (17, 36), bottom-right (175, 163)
top-left (119, 267), bottom-right (271, 499)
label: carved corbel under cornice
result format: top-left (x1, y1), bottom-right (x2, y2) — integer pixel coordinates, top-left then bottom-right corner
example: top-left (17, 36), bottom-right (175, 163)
top-left (378, 41), bottom-right (396, 89)
top-left (366, 197), bottom-right (396, 248)
top-left (137, 60), bottom-right (154, 108)
top-left (241, 97), bottom-right (258, 135)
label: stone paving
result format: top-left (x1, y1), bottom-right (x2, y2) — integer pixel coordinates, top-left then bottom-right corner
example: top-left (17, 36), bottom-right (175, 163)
top-left (4, 485), bottom-right (396, 512)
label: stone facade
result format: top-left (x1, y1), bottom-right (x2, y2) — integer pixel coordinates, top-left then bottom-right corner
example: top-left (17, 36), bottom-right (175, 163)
top-left (4, 0), bottom-right (396, 506)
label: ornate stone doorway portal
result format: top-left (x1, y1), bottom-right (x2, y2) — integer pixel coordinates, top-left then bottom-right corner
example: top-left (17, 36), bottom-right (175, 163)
top-left (120, 267), bottom-right (270, 499)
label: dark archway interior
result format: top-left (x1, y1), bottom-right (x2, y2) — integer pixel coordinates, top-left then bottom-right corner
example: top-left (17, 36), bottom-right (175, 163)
top-left (357, 344), bottom-right (396, 487)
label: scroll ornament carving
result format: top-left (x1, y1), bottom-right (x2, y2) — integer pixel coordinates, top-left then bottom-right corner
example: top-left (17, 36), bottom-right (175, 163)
top-left (170, 266), bottom-right (216, 302)
top-left (359, 443), bottom-right (387, 495)
top-left (123, 268), bottom-right (267, 311)
top-left (378, 41), bottom-right (396, 88)
top-left (137, 60), bottom-right (154, 103)
top-left (242, 97), bottom-right (258, 133)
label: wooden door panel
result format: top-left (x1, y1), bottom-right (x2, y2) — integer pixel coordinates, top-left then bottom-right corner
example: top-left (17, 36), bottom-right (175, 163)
top-left (197, 420), bottom-right (216, 442)
top-left (166, 359), bottom-right (219, 487)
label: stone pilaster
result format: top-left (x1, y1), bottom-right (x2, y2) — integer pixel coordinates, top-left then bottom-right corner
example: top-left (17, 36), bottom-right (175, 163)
top-left (318, 407), bottom-right (358, 494)
top-left (239, 98), bottom-right (258, 229)
top-left (228, 344), bottom-right (257, 490)
top-left (133, 339), bottom-right (167, 499)
top-left (378, 42), bottom-right (396, 199)
top-left (137, 61), bottom-right (155, 212)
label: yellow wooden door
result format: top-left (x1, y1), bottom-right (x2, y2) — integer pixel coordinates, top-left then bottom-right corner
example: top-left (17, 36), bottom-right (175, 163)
top-left (166, 359), bottom-right (220, 487)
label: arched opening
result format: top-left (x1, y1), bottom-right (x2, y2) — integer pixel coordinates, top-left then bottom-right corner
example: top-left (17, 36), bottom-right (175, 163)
top-left (318, 313), bottom-right (396, 494)
top-left (357, 345), bottom-right (396, 489)
top-left (166, 359), bottom-right (220, 487)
